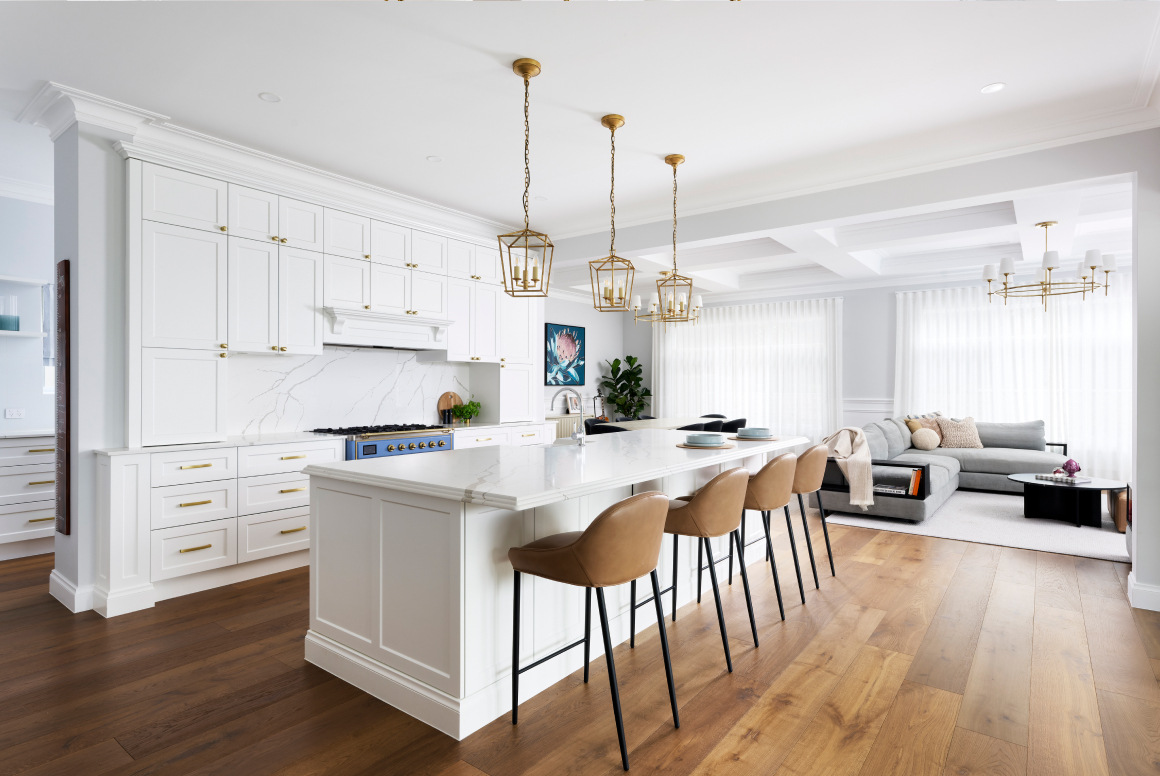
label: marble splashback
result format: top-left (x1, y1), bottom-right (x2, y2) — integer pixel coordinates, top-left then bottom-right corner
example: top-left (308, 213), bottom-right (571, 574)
top-left (228, 346), bottom-right (471, 435)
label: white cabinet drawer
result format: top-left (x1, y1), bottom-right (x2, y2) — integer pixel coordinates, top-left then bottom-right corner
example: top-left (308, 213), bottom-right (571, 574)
top-left (0, 501), bottom-right (56, 543)
top-left (0, 437), bottom-right (56, 468)
top-left (238, 507), bottom-right (310, 563)
top-left (237, 440), bottom-right (342, 477)
top-left (151, 518), bottom-right (237, 581)
top-left (238, 473), bottom-right (309, 516)
top-left (511, 427), bottom-right (546, 446)
top-left (151, 480), bottom-right (238, 530)
top-left (453, 429), bottom-right (511, 449)
top-left (150, 448), bottom-right (237, 487)
top-left (0, 464), bottom-right (56, 507)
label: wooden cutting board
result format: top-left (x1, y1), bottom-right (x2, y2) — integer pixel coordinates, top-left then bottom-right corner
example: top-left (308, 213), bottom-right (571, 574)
top-left (437, 392), bottom-right (463, 413)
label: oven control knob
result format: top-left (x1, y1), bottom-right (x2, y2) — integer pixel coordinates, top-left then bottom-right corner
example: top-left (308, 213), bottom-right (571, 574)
top-left (387, 445), bottom-right (395, 452)
top-left (438, 440), bottom-right (446, 447)
top-left (418, 442), bottom-right (426, 449)
top-left (408, 443), bottom-right (416, 450)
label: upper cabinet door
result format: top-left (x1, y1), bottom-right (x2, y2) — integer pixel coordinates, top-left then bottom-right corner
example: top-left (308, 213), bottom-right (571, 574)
top-left (411, 231), bottom-right (448, 274)
top-left (279, 199), bottom-right (324, 252)
top-left (141, 163), bottom-right (228, 233)
top-left (499, 295), bottom-right (539, 364)
top-left (323, 255), bottom-right (370, 309)
top-left (227, 237), bottom-right (279, 354)
top-left (369, 264), bottom-right (409, 316)
top-left (370, 220), bottom-right (410, 268)
top-left (444, 277), bottom-right (473, 362)
top-left (447, 240), bottom-right (474, 280)
top-left (279, 248), bottom-right (324, 356)
top-left (410, 271), bottom-right (447, 319)
top-left (227, 185), bottom-right (279, 243)
top-left (476, 246), bottom-right (504, 285)
top-left (498, 363), bottom-right (535, 423)
top-left (472, 282), bottom-right (501, 363)
top-left (324, 209), bottom-right (371, 260)
top-left (140, 348), bottom-right (228, 446)
top-left (141, 222), bottom-right (228, 350)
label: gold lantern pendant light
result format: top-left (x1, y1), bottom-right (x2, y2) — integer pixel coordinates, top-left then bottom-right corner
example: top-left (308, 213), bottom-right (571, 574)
top-left (657, 154), bottom-right (697, 324)
top-left (498, 58), bottom-right (553, 298)
top-left (589, 115), bottom-right (635, 312)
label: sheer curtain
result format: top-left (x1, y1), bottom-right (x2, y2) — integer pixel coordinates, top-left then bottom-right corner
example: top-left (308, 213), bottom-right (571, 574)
top-left (652, 298), bottom-right (842, 443)
top-left (894, 279), bottom-right (1133, 480)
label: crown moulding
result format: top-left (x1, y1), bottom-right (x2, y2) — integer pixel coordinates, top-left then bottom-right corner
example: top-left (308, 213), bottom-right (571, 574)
top-left (16, 81), bottom-right (169, 142)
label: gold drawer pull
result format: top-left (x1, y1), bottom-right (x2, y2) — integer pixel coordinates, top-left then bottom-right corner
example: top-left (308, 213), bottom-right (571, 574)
top-left (521, 433), bottom-right (536, 438)
top-left (179, 499), bottom-right (212, 508)
top-left (28, 480), bottom-right (54, 486)
top-left (179, 544), bottom-right (212, 554)
top-left (28, 448), bottom-right (55, 453)
top-left (476, 437), bottom-right (492, 442)
top-left (280, 526), bottom-right (307, 535)
top-left (28, 517), bottom-right (55, 523)
top-left (279, 487), bottom-right (306, 494)
top-left (180, 463), bottom-right (212, 470)
top-left (280, 454), bottom-right (306, 460)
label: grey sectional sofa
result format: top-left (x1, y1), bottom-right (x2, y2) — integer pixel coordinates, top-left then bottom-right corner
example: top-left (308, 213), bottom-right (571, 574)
top-left (820, 418), bottom-right (1068, 522)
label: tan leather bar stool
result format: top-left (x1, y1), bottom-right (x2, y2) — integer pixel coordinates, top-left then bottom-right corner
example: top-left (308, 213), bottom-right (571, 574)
top-left (793, 444), bottom-right (836, 577)
top-left (631, 467), bottom-right (756, 674)
top-left (736, 452), bottom-right (800, 620)
top-left (509, 491), bottom-right (679, 772)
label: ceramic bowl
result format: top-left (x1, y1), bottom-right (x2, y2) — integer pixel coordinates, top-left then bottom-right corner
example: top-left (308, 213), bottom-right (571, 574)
top-left (686, 433), bottom-right (725, 447)
top-left (738, 427), bottom-right (771, 438)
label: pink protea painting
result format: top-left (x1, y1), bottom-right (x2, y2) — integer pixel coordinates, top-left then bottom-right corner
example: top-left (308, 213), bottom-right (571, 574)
top-left (545, 324), bottom-right (585, 386)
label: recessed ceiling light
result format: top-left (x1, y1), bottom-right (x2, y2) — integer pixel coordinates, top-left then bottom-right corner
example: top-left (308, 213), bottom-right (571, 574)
top-left (426, 155), bottom-right (443, 163)
top-left (980, 82), bottom-right (1006, 94)
top-left (258, 92), bottom-right (282, 103)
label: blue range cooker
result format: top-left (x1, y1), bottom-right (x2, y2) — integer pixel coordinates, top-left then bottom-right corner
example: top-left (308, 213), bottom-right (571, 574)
top-left (312, 424), bottom-right (453, 460)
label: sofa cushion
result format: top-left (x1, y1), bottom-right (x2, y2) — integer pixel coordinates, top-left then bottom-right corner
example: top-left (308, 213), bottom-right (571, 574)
top-left (887, 417), bottom-right (913, 450)
top-left (906, 417), bottom-right (942, 444)
top-left (976, 421), bottom-right (1046, 451)
top-left (911, 428), bottom-right (939, 450)
top-left (937, 416), bottom-right (983, 449)
top-left (862, 423), bottom-right (888, 460)
top-left (919, 447), bottom-right (1066, 475)
top-left (894, 452), bottom-right (962, 478)
top-left (875, 420), bottom-right (907, 459)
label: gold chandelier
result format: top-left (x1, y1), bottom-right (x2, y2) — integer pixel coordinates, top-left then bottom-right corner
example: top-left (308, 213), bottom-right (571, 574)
top-left (635, 154), bottom-right (702, 325)
top-left (497, 58), bottom-right (553, 298)
top-left (589, 115), bottom-right (635, 312)
top-left (982, 221), bottom-right (1117, 309)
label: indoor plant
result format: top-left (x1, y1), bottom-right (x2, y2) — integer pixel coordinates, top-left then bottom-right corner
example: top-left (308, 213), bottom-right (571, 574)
top-left (451, 398), bottom-right (481, 425)
top-left (599, 356), bottom-right (651, 420)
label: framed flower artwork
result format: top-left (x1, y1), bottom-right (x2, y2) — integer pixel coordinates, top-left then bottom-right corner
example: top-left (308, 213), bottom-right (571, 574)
top-left (545, 323), bottom-right (585, 386)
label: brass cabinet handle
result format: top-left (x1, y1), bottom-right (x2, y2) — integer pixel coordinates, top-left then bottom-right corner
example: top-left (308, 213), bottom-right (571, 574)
top-left (28, 448), bottom-right (54, 453)
top-left (179, 544), bottom-right (212, 554)
top-left (280, 526), bottom-right (307, 535)
top-left (280, 346), bottom-right (288, 352)
top-left (179, 463), bottom-right (212, 470)
top-left (476, 437), bottom-right (492, 442)
top-left (28, 517), bottom-right (55, 523)
top-left (280, 455), bottom-right (306, 460)
top-left (28, 480), bottom-right (54, 486)
top-left (219, 226), bottom-right (227, 232)
top-left (179, 499), bottom-right (212, 508)
top-left (280, 238), bottom-right (288, 244)
top-left (521, 433), bottom-right (535, 437)
top-left (279, 487), bottom-right (306, 494)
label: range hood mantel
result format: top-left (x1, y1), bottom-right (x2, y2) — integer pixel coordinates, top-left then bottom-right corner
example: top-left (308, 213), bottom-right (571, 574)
top-left (322, 306), bottom-right (453, 351)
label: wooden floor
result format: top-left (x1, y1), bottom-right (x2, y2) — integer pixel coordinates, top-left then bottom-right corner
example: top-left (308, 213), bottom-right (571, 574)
top-left (3, 516), bottom-right (1159, 776)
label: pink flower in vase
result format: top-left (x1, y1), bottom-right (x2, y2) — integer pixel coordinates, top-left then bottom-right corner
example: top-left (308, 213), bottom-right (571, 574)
top-left (1062, 459), bottom-right (1081, 477)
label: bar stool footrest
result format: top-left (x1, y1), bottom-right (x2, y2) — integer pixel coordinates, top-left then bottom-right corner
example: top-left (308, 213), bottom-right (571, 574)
top-left (631, 584), bottom-right (674, 611)
top-left (517, 637), bottom-right (588, 676)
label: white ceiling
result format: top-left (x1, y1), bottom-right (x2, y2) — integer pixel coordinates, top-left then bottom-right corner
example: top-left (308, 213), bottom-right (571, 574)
top-left (0, 1), bottom-right (1158, 243)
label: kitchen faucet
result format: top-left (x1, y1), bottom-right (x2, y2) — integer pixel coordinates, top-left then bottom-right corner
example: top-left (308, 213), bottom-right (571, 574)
top-left (552, 387), bottom-right (589, 446)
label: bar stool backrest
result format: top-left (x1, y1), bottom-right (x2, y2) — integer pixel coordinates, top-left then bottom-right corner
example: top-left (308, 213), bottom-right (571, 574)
top-left (573, 491), bottom-right (670, 586)
top-left (681, 467), bottom-right (750, 537)
top-left (745, 452), bottom-right (797, 511)
top-left (792, 445), bottom-right (828, 494)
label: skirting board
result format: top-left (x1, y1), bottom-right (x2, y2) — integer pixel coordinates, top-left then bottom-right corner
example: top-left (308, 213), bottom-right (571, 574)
top-left (49, 568), bottom-right (94, 613)
top-left (1128, 571), bottom-right (1160, 612)
top-left (153, 550), bottom-right (309, 604)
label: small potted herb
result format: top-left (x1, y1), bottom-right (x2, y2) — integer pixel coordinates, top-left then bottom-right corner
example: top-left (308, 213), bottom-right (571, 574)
top-left (451, 398), bottom-right (481, 426)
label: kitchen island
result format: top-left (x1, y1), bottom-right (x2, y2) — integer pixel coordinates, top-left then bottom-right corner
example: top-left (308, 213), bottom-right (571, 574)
top-left (303, 429), bottom-right (808, 739)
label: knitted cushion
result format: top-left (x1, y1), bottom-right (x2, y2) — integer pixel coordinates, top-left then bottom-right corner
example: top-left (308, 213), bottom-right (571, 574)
top-left (911, 428), bottom-right (939, 450)
top-left (936, 416), bottom-right (983, 449)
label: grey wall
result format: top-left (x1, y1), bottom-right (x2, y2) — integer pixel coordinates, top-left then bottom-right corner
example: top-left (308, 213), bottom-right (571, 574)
top-left (542, 297), bottom-right (628, 416)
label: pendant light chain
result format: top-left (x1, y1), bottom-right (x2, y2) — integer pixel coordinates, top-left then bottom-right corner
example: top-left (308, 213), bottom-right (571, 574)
top-left (523, 75), bottom-right (531, 234)
top-left (672, 163), bottom-right (678, 273)
top-left (609, 127), bottom-right (617, 256)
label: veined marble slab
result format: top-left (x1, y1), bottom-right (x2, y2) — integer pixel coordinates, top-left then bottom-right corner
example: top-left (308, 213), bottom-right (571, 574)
top-left (304, 428), bottom-right (808, 510)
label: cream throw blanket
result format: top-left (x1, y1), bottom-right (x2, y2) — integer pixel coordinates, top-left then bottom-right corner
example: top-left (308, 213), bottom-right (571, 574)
top-left (822, 427), bottom-right (874, 510)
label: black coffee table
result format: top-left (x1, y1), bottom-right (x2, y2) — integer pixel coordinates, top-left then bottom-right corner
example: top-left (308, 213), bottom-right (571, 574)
top-left (1007, 473), bottom-right (1127, 528)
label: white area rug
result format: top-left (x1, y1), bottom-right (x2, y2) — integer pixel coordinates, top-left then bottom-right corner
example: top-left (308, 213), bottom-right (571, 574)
top-left (825, 490), bottom-right (1129, 562)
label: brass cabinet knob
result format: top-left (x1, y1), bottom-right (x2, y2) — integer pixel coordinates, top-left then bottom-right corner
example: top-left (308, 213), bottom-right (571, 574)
top-left (219, 226), bottom-right (227, 232)
top-left (501, 364), bottom-right (506, 368)
top-left (407, 443), bottom-right (416, 450)
top-left (280, 346), bottom-right (288, 352)
top-left (219, 352), bottom-right (227, 358)
top-left (364, 254), bottom-right (371, 260)
top-left (271, 345), bottom-right (279, 351)
top-left (280, 238), bottom-right (287, 243)
top-left (365, 305), bottom-right (371, 310)
top-left (500, 358), bottom-right (505, 362)
top-left (270, 235), bottom-right (279, 242)
top-left (220, 343), bottom-right (228, 349)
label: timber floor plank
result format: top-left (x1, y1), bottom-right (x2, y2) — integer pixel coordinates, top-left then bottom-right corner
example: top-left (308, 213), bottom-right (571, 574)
top-left (1134, 607), bottom-right (1160, 660)
top-left (940, 728), bottom-right (1027, 776)
top-left (1034, 552), bottom-right (1082, 612)
top-left (905, 562), bottom-right (996, 694)
top-left (856, 680), bottom-right (962, 776)
top-left (1075, 557), bottom-right (1127, 600)
top-left (1095, 689), bottom-right (1160, 776)
top-left (994, 547), bottom-right (1038, 587)
top-left (1081, 593), bottom-right (1160, 703)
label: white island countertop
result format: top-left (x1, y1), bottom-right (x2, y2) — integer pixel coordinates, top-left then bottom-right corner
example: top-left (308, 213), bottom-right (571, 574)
top-left (304, 429), bottom-right (809, 511)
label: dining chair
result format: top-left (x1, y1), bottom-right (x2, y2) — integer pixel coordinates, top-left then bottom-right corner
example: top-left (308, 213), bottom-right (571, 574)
top-left (720, 418), bottom-right (748, 434)
top-left (702, 420), bottom-right (724, 432)
top-left (677, 423), bottom-right (705, 431)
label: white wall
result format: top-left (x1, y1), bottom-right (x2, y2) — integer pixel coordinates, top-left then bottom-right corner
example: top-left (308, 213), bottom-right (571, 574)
top-left (0, 195), bottom-right (55, 435)
top-left (542, 297), bottom-right (630, 417)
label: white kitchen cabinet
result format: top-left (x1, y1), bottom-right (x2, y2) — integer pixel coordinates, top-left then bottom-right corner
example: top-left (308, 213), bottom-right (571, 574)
top-left (150, 480), bottom-right (238, 531)
top-left (473, 282), bottom-right (501, 362)
top-left (141, 221), bottom-right (228, 350)
top-left (228, 237), bottom-right (279, 353)
top-left (238, 508), bottom-right (311, 563)
top-left (476, 246), bottom-right (502, 285)
top-left (448, 240), bottom-right (502, 285)
top-left (278, 198), bottom-right (324, 252)
top-left (412, 230), bottom-right (448, 273)
top-left (369, 263), bottom-right (409, 315)
top-left (151, 517), bottom-right (237, 581)
top-left (499, 294), bottom-right (539, 364)
top-left (140, 348), bottom-right (228, 446)
top-left (324, 209), bottom-right (371, 260)
top-left (499, 363), bottom-right (536, 423)
top-left (452, 428), bottom-right (512, 449)
top-left (324, 254), bottom-right (371, 309)
top-left (444, 278), bottom-right (473, 361)
top-left (279, 248), bottom-right (324, 355)
top-left (411, 270), bottom-right (448, 318)
top-left (442, 276), bottom-right (506, 363)
top-left (141, 163), bottom-right (228, 233)
top-left (370, 220), bottom-right (410, 267)
top-left (228, 185), bottom-right (279, 243)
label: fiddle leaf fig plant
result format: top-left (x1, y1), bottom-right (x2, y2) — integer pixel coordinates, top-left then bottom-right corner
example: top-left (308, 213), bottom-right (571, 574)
top-left (599, 356), bottom-right (651, 420)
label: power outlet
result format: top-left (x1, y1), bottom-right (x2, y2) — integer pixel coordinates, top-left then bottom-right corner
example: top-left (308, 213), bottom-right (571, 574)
top-left (4, 409), bottom-right (25, 419)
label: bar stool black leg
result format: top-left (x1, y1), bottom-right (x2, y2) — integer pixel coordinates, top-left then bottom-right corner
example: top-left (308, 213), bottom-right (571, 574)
top-left (761, 512), bottom-right (786, 620)
top-left (584, 587), bottom-right (592, 682)
top-left (732, 529), bottom-right (759, 647)
top-left (671, 534), bottom-right (679, 621)
top-left (797, 493), bottom-right (820, 589)
top-left (696, 539), bottom-right (704, 603)
top-left (728, 529), bottom-right (734, 586)
top-left (816, 490), bottom-right (836, 576)
top-left (783, 505), bottom-right (806, 604)
top-left (737, 508), bottom-right (746, 569)
top-left (596, 588), bottom-right (630, 771)
top-left (629, 579), bottom-right (637, 648)
top-left (650, 570), bottom-right (680, 729)
top-left (511, 570), bottom-right (521, 725)
top-left (702, 538), bottom-right (733, 673)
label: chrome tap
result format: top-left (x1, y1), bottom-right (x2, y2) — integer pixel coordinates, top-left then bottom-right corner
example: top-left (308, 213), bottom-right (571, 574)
top-left (552, 387), bottom-right (589, 446)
